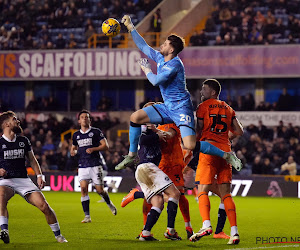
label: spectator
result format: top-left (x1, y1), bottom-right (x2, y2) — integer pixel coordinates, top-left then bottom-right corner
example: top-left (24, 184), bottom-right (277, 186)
top-left (205, 15), bottom-right (216, 32)
top-left (281, 156), bottom-right (297, 175)
top-left (150, 8), bottom-right (162, 33)
top-left (67, 33), bottom-right (78, 48)
top-left (262, 158), bottom-right (275, 175)
top-left (277, 88), bottom-right (292, 111)
top-left (84, 24), bottom-right (95, 40)
top-left (55, 33), bottom-right (66, 49)
top-left (252, 155), bottom-right (263, 174)
top-left (214, 35), bottom-right (224, 46)
top-left (243, 93), bottom-right (255, 111)
top-left (189, 30), bottom-right (208, 46)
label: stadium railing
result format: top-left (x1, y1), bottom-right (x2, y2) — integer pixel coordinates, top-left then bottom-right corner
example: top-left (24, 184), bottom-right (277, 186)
top-left (88, 32), bottom-right (169, 48)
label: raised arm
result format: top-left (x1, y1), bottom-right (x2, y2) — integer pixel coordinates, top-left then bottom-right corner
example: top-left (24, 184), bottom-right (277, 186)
top-left (122, 15), bottom-right (160, 62)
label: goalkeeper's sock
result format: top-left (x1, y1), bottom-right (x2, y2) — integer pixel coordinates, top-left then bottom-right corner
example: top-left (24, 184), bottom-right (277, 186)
top-left (199, 141), bottom-right (224, 158)
top-left (129, 122), bottom-right (141, 153)
top-left (143, 199), bottom-right (152, 225)
top-left (144, 207), bottom-right (161, 232)
top-left (81, 196), bottom-right (90, 216)
top-left (222, 194), bottom-right (237, 228)
top-left (215, 203), bottom-right (227, 234)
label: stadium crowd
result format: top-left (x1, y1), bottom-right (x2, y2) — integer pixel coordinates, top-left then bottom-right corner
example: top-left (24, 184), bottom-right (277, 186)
top-left (189, 0), bottom-right (300, 46)
top-left (1, 111), bottom-right (296, 176)
top-left (0, 0), bottom-right (161, 50)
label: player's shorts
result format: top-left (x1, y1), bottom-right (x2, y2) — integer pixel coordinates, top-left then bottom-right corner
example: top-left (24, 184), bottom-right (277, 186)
top-left (78, 166), bottom-right (104, 186)
top-left (159, 164), bottom-right (184, 188)
top-left (143, 103), bottom-right (195, 138)
top-left (183, 167), bottom-right (196, 189)
top-left (195, 141), bottom-right (232, 185)
top-left (135, 162), bottom-right (173, 203)
top-left (0, 178), bottom-right (40, 199)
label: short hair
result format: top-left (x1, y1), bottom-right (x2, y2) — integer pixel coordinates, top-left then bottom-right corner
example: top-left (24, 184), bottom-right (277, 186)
top-left (202, 79), bottom-right (221, 96)
top-left (167, 34), bottom-right (185, 55)
top-left (0, 111), bottom-right (16, 132)
top-left (77, 109), bottom-right (91, 120)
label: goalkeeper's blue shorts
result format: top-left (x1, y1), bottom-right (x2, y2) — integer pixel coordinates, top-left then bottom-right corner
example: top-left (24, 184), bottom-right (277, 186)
top-left (143, 103), bottom-right (195, 138)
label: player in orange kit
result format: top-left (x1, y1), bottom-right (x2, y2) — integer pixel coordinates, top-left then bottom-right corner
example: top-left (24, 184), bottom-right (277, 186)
top-left (190, 79), bottom-right (243, 245)
top-left (121, 121), bottom-right (193, 240)
top-left (157, 123), bottom-right (193, 239)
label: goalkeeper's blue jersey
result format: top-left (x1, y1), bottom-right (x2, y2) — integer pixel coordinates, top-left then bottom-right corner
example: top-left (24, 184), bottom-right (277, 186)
top-left (132, 30), bottom-right (192, 111)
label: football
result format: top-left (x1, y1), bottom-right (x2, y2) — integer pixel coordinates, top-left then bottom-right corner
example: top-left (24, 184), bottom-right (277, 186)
top-left (102, 18), bottom-right (121, 37)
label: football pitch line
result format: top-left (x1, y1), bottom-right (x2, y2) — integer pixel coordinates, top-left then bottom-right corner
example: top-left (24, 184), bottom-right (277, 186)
top-left (224, 244), bottom-right (300, 250)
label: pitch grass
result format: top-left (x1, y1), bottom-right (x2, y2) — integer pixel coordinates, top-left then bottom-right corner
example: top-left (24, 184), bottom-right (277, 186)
top-left (1, 192), bottom-right (299, 249)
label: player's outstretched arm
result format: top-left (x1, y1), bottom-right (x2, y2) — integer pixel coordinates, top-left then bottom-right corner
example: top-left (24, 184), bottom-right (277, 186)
top-left (146, 66), bottom-right (177, 86)
top-left (122, 15), bottom-right (159, 62)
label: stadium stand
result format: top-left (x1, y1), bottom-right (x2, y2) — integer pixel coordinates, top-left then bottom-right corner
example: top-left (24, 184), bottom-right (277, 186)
top-left (0, 0), bottom-right (162, 50)
top-left (189, 0), bottom-right (300, 46)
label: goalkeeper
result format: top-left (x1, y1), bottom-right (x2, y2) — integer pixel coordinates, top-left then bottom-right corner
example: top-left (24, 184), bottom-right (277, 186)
top-left (115, 15), bottom-right (242, 172)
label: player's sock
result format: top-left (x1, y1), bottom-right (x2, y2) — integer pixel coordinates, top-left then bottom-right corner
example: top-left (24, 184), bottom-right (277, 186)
top-left (100, 190), bottom-right (111, 205)
top-left (81, 195), bottom-right (90, 216)
top-left (179, 194), bottom-right (191, 225)
top-left (222, 194), bottom-right (237, 234)
top-left (143, 199), bottom-right (152, 225)
top-left (231, 226), bottom-right (238, 236)
top-left (198, 192), bottom-right (211, 223)
top-left (215, 203), bottom-right (227, 234)
top-left (167, 197), bottom-right (179, 229)
top-left (143, 207), bottom-right (161, 232)
top-left (49, 222), bottom-right (61, 237)
top-left (134, 191), bottom-right (145, 199)
top-left (199, 141), bottom-right (224, 158)
top-left (129, 122), bottom-right (141, 153)
top-left (0, 216), bottom-right (8, 230)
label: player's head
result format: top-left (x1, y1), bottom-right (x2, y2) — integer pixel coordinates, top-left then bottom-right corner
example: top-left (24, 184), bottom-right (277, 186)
top-left (78, 109), bottom-right (91, 127)
top-left (0, 111), bottom-right (23, 134)
top-left (160, 34), bottom-right (185, 56)
top-left (201, 79), bottom-right (221, 101)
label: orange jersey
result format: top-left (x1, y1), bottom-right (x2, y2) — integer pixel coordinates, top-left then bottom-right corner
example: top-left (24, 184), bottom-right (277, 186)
top-left (157, 124), bottom-right (185, 168)
top-left (196, 99), bottom-right (236, 146)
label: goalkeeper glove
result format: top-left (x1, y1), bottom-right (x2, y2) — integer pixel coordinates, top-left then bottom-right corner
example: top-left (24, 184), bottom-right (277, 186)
top-left (138, 58), bottom-right (152, 75)
top-left (121, 15), bottom-right (135, 32)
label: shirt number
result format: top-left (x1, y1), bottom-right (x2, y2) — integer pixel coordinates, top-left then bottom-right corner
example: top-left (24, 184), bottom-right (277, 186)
top-left (180, 114), bottom-right (192, 123)
top-left (209, 114), bottom-right (227, 133)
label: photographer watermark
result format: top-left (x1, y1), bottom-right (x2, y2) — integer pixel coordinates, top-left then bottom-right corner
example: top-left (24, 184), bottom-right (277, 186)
top-left (256, 236), bottom-right (300, 244)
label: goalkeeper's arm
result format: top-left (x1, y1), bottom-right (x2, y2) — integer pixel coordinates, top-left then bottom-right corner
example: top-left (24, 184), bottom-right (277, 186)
top-left (122, 15), bottom-right (159, 62)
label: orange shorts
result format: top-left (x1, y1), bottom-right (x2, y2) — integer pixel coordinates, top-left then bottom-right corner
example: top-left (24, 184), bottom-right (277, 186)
top-left (159, 164), bottom-right (185, 188)
top-left (195, 141), bottom-right (232, 185)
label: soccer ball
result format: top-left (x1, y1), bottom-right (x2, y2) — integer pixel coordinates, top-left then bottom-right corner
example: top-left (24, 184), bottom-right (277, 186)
top-left (102, 18), bottom-right (121, 37)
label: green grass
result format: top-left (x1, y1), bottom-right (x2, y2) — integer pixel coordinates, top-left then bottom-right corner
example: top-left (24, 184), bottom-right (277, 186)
top-left (2, 192), bottom-right (300, 249)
